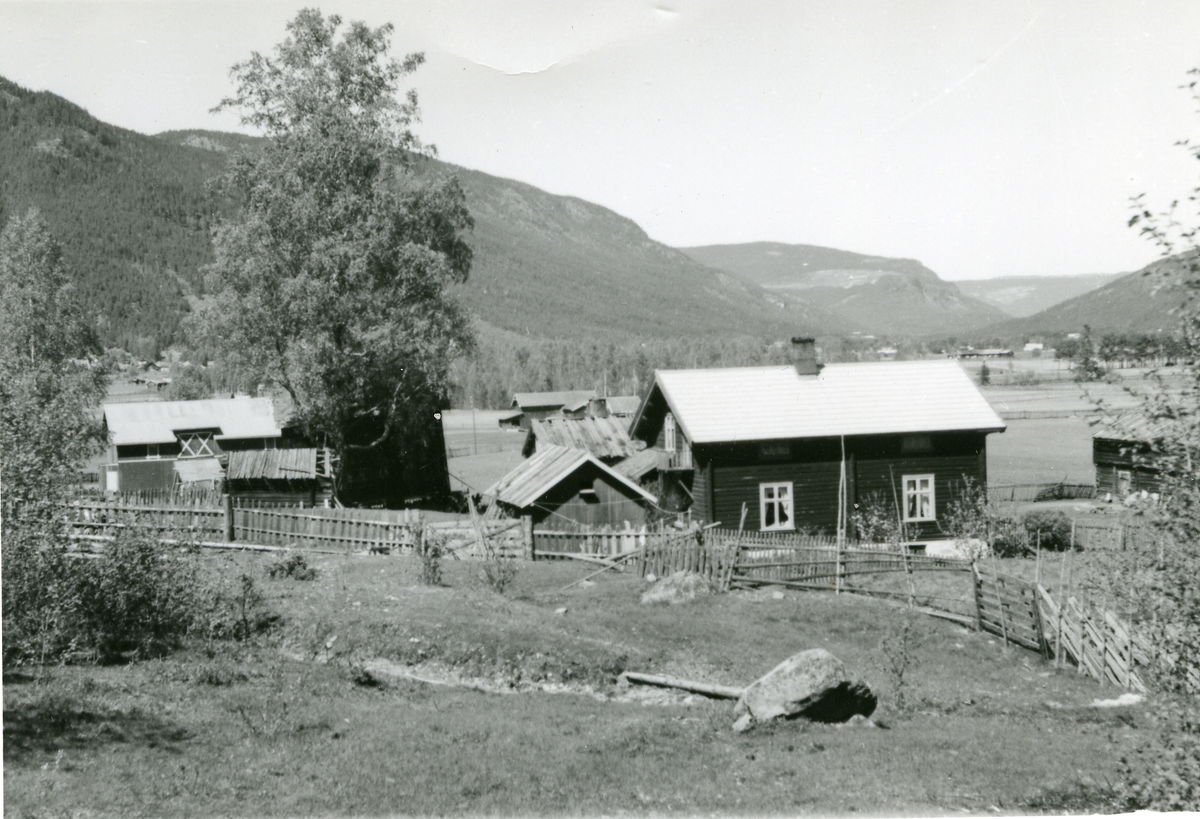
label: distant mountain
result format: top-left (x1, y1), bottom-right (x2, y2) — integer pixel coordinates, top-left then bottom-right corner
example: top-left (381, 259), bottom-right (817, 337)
top-left (954, 273), bottom-right (1122, 317)
top-left (413, 164), bottom-right (850, 340)
top-left (0, 78), bottom-right (230, 357)
top-left (1, 76), bottom-right (847, 356)
top-left (679, 242), bottom-right (1008, 336)
top-left (988, 252), bottom-right (1199, 336)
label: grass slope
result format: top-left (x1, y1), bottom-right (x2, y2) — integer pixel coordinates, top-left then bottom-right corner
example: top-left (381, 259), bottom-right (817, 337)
top-left (4, 550), bottom-right (1151, 816)
top-left (681, 241), bottom-right (1009, 336)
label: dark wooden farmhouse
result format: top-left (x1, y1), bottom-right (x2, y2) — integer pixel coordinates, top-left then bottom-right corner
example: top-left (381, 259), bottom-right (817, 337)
top-left (484, 444), bottom-right (657, 530)
top-left (101, 397), bottom-right (291, 493)
top-left (1093, 415), bottom-right (1167, 497)
top-left (628, 344), bottom-right (1006, 542)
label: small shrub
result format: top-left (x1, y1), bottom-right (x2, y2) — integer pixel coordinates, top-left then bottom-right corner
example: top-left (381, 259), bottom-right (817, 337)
top-left (266, 553), bottom-right (317, 581)
top-left (417, 532), bottom-right (445, 586)
top-left (71, 527), bottom-right (205, 662)
top-left (988, 514), bottom-right (1031, 557)
top-left (850, 492), bottom-right (903, 544)
top-left (877, 617), bottom-right (922, 711)
top-left (202, 574), bottom-right (277, 642)
top-left (482, 555), bottom-right (519, 594)
top-left (1022, 509), bottom-right (1075, 552)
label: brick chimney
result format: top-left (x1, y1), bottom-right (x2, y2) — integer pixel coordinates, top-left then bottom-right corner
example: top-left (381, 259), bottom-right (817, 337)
top-left (790, 336), bottom-right (821, 376)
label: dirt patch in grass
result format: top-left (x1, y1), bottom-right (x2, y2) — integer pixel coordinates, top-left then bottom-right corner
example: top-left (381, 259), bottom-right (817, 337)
top-left (3, 551), bottom-right (1150, 816)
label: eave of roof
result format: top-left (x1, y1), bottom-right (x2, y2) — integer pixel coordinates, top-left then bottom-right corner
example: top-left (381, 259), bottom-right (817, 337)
top-left (484, 444), bottom-right (656, 509)
top-left (639, 360), bottom-right (1005, 445)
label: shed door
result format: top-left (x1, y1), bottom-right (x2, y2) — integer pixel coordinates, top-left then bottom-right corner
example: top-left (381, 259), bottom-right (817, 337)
top-left (105, 464), bottom-right (120, 492)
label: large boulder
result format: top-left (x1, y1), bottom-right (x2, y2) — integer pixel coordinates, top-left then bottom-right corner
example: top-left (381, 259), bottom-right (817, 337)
top-left (732, 648), bottom-right (876, 732)
top-left (640, 571), bottom-right (715, 605)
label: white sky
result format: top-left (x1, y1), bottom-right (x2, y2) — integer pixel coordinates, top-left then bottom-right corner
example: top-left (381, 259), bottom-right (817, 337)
top-left (1, 0), bottom-right (1198, 281)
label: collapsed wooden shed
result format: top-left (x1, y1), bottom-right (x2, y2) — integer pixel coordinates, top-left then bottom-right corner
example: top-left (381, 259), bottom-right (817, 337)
top-left (483, 444), bottom-right (657, 530)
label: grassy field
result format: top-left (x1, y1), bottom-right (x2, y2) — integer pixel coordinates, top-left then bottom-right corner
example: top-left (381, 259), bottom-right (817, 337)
top-left (4, 549), bottom-right (1156, 817)
top-left (987, 417), bottom-right (1097, 486)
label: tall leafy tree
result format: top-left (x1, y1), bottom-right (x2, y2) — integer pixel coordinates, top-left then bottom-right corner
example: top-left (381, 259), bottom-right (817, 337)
top-left (189, 9), bottom-right (473, 504)
top-left (0, 209), bottom-right (106, 519)
top-left (1, 210), bottom-right (107, 666)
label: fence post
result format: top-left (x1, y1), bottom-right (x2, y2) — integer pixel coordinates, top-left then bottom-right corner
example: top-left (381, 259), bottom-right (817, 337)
top-left (522, 513), bottom-right (534, 561)
top-left (223, 494), bottom-right (235, 542)
top-left (971, 562), bottom-right (984, 632)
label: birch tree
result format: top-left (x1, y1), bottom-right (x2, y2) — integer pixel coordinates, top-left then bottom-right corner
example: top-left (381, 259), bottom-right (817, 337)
top-left (189, 9), bottom-right (473, 504)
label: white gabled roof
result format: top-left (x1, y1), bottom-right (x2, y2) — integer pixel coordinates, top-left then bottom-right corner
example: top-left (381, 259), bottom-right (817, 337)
top-left (652, 360), bottom-right (1004, 444)
top-left (104, 397), bottom-right (283, 446)
top-left (484, 444), bottom-right (656, 509)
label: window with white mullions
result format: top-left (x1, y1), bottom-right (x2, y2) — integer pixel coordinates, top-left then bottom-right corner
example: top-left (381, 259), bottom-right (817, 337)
top-left (902, 474), bottom-right (935, 522)
top-left (178, 431), bottom-right (215, 458)
top-left (760, 481), bottom-right (794, 531)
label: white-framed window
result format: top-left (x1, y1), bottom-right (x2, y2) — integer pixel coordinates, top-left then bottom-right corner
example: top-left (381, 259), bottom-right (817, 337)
top-left (903, 474), bottom-right (936, 522)
top-left (664, 412), bottom-right (676, 452)
top-left (146, 443), bottom-right (162, 460)
top-left (179, 431), bottom-right (215, 458)
top-left (760, 481), bottom-right (794, 531)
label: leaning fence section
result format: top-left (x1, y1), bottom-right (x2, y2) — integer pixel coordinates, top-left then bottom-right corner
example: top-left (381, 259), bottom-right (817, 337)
top-left (1037, 587), bottom-right (1146, 692)
top-left (972, 563), bottom-right (1049, 655)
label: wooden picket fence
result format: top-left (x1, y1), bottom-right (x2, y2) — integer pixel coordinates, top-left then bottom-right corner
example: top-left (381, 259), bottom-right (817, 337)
top-left (65, 501), bottom-right (227, 540)
top-left (534, 525), bottom-right (675, 560)
top-left (639, 530), bottom-right (740, 585)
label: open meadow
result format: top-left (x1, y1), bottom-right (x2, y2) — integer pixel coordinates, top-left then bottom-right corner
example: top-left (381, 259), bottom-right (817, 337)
top-left (4, 548), bottom-right (1160, 817)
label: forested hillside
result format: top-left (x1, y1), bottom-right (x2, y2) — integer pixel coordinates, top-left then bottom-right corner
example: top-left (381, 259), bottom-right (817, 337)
top-left (987, 251), bottom-right (1199, 337)
top-left (0, 78), bottom-right (230, 357)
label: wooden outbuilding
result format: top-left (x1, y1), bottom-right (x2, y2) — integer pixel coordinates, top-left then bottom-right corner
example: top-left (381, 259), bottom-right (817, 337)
top-left (225, 447), bottom-right (335, 506)
top-left (509, 390), bottom-right (597, 430)
top-left (100, 396), bottom-right (291, 493)
top-left (1092, 415), bottom-right (1167, 497)
top-left (629, 343), bottom-right (1005, 541)
top-left (483, 444), bottom-right (657, 530)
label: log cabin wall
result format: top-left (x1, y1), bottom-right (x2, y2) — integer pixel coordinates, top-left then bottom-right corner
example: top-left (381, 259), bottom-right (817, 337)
top-left (690, 431), bottom-right (990, 538)
top-left (1093, 438), bottom-right (1161, 495)
top-left (530, 461), bottom-right (650, 530)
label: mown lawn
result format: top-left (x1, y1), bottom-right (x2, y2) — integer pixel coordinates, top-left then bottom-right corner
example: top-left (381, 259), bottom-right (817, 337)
top-left (4, 551), bottom-right (1151, 817)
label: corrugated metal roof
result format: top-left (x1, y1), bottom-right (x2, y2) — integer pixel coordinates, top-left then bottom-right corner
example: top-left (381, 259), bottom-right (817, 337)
top-left (104, 397), bottom-right (282, 446)
top-left (644, 360), bottom-right (1005, 444)
top-left (604, 396), bottom-right (642, 416)
top-left (173, 458), bottom-right (224, 484)
top-left (531, 416), bottom-right (638, 460)
top-left (227, 448), bottom-right (319, 481)
top-left (511, 390), bottom-right (597, 411)
top-left (484, 444), bottom-right (656, 509)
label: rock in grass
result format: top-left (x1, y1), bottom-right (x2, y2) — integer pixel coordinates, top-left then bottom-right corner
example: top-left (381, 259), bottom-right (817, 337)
top-left (639, 571), bottom-right (715, 605)
top-left (732, 648), bottom-right (877, 732)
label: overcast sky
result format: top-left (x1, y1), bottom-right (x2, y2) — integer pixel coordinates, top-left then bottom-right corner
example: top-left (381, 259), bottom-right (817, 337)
top-left (2, 0), bottom-right (1198, 281)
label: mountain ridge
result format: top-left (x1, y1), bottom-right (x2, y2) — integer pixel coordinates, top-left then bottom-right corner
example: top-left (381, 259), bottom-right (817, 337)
top-left (679, 241), bottom-right (1009, 336)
